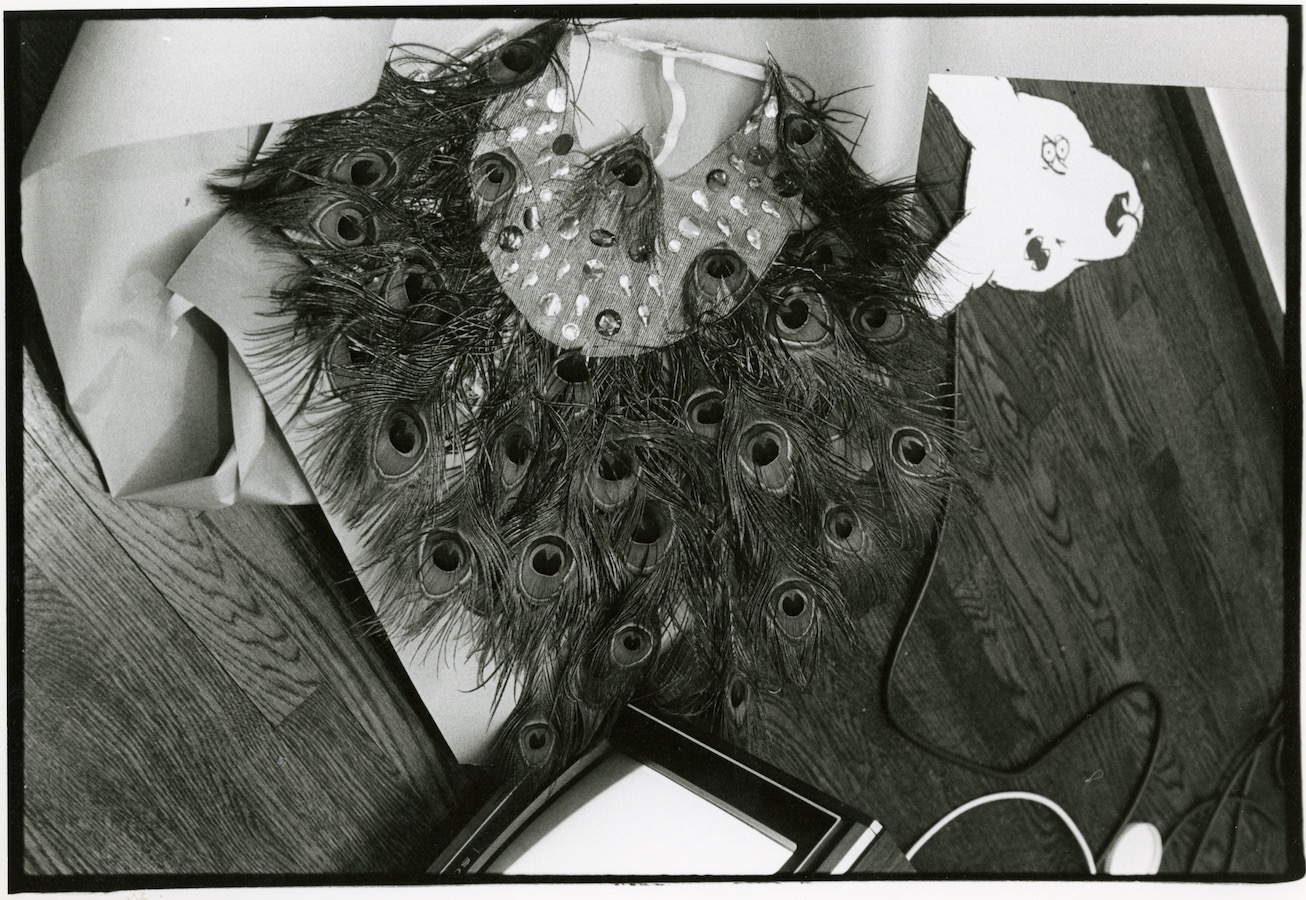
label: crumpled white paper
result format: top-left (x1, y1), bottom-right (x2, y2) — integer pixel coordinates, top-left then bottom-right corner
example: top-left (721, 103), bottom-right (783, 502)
top-left (22, 18), bottom-right (397, 507)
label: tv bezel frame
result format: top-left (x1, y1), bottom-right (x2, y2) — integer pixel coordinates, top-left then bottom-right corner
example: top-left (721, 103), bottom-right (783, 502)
top-left (431, 703), bottom-right (885, 877)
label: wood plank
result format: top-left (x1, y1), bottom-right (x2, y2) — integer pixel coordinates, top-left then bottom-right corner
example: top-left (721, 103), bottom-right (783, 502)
top-left (21, 477), bottom-right (337, 872)
top-left (22, 357), bottom-right (322, 727)
top-left (22, 350), bottom-right (464, 806)
top-left (195, 502), bottom-right (466, 803)
top-left (272, 685), bottom-right (452, 871)
top-left (21, 359), bottom-right (469, 873)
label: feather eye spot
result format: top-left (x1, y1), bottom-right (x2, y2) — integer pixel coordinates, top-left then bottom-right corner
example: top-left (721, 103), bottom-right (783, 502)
top-left (688, 248), bottom-right (751, 315)
top-left (770, 579), bottom-right (817, 640)
top-left (624, 503), bottom-right (673, 573)
top-left (784, 115), bottom-right (818, 147)
top-left (631, 507), bottom-right (664, 544)
top-left (374, 407), bottom-right (427, 478)
top-left (801, 230), bottom-right (855, 268)
top-left (389, 417), bottom-right (420, 455)
top-left (851, 301), bottom-right (906, 343)
top-left (520, 535), bottom-right (574, 601)
top-left (823, 505), bottom-right (865, 553)
top-left (685, 388), bottom-right (726, 438)
top-left (589, 446), bottom-right (638, 509)
top-left (739, 423), bottom-right (793, 493)
top-left (333, 149), bottom-right (395, 189)
top-left (610, 623), bottom-right (654, 668)
top-left (326, 332), bottom-right (369, 392)
top-left (553, 352), bottom-right (590, 384)
top-left (312, 200), bottom-right (372, 249)
top-left (471, 153), bottom-right (516, 203)
top-left (782, 115), bottom-right (825, 164)
top-left (770, 288), bottom-right (833, 348)
top-left (532, 546), bottom-right (562, 576)
top-left (518, 721), bottom-right (556, 766)
top-left (778, 296), bottom-right (810, 330)
top-left (891, 426), bottom-right (945, 477)
top-left (504, 428), bottom-right (532, 466)
top-left (695, 400), bottom-right (723, 426)
top-left (499, 41), bottom-right (537, 75)
top-left (418, 531), bottom-right (473, 599)
top-left (728, 676), bottom-right (749, 710)
top-left (751, 436), bottom-right (780, 467)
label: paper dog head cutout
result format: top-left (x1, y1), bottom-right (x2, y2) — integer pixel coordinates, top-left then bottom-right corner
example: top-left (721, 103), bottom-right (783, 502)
top-left (919, 75), bottom-right (1144, 317)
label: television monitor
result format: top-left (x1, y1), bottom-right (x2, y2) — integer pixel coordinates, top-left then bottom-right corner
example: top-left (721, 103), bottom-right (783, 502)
top-left (431, 704), bottom-right (907, 876)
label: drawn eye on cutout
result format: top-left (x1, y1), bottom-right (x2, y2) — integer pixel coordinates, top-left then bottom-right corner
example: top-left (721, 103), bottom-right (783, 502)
top-left (1041, 135), bottom-right (1069, 175)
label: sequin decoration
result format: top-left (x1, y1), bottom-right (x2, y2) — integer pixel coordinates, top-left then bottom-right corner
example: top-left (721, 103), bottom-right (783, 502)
top-left (595, 309), bottom-right (622, 336)
top-left (471, 34), bottom-right (810, 358)
top-left (498, 226), bottom-right (524, 252)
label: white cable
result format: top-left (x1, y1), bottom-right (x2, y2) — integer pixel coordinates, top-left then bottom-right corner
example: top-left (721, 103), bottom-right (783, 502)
top-left (653, 54), bottom-right (687, 168)
top-left (905, 791), bottom-right (1097, 875)
top-left (587, 30), bottom-right (768, 81)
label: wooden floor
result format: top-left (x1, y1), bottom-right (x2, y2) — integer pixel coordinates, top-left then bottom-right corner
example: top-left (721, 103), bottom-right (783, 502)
top-left (746, 81), bottom-right (1291, 875)
top-left (20, 351), bottom-right (475, 876)
top-left (16, 41), bottom-right (1293, 880)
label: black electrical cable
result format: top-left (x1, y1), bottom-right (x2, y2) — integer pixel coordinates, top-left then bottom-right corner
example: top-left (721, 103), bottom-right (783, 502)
top-left (882, 306), bottom-right (1164, 872)
top-left (1186, 701), bottom-right (1285, 872)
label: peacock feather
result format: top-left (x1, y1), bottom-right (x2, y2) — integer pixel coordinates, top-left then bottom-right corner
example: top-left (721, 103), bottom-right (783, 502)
top-left (213, 19), bottom-right (968, 785)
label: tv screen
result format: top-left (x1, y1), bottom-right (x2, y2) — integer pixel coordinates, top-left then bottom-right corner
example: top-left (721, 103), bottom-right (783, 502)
top-left (489, 751), bottom-right (794, 875)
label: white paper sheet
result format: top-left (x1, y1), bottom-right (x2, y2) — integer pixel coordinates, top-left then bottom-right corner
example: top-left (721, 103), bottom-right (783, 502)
top-left (22, 18), bottom-right (395, 507)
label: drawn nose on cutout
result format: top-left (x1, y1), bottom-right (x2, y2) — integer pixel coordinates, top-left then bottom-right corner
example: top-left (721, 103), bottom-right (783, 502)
top-left (1025, 235), bottom-right (1051, 272)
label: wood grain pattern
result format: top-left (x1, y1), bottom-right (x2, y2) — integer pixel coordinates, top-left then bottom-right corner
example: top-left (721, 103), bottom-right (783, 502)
top-left (21, 351), bottom-right (470, 875)
top-left (740, 80), bottom-right (1288, 875)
